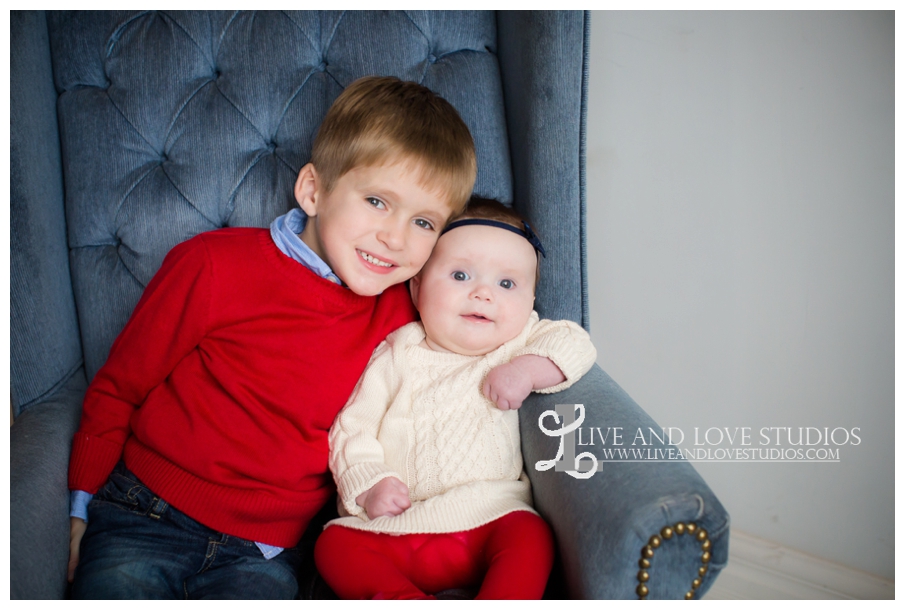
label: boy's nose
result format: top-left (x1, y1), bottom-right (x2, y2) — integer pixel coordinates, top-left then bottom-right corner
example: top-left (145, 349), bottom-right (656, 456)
top-left (377, 220), bottom-right (406, 251)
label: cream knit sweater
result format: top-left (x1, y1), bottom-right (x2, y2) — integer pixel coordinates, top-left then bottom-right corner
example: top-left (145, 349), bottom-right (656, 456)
top-left (326, 312), bottom-right (596, 534)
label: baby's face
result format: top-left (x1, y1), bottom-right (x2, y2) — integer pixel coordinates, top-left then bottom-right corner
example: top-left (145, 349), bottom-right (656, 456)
top-left (411, 224), bottom-right (537, 356)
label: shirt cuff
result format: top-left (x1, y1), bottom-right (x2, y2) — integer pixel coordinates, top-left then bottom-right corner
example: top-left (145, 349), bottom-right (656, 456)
top-left (70, 490), bottom-right (93, 522)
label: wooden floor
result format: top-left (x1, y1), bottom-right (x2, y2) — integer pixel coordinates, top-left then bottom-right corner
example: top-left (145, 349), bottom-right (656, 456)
top-left (702, 530), bottom-right (894, 600)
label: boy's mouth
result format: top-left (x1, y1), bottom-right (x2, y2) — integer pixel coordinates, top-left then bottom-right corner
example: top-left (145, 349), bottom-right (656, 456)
top-left (357, 250), bottom-right (394, 269)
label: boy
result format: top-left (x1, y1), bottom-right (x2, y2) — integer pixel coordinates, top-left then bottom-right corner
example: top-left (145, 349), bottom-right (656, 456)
top-left (66, 76), bottom-right (476, 599)
top-left (314, 199), bottom-right (597, 599)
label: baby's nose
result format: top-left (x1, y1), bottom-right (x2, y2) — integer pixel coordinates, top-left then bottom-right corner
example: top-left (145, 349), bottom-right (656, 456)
top-left (471, 285), bottom-right (492, 301)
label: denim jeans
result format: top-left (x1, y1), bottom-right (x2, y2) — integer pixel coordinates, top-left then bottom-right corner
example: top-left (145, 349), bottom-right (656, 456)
top-left (71, 463), bottom-right (306, 599)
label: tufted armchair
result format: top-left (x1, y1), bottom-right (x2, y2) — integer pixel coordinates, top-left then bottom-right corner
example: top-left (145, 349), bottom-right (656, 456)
top-left (11, 10), bottom-right (729, 599)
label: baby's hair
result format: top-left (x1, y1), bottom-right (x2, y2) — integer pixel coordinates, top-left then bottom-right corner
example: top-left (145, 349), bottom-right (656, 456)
top-left (457, 197), bottom-right (542, 289)
top-left (311, 76), bottom-right (477, 214)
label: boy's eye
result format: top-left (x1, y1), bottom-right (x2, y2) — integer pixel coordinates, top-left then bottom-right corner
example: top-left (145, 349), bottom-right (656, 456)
top-left (413, 218), bottom-right (435, 231)
top-left (366, 197), bottom-right (386, 209)
top-left (452, 271), bottom-right (469, 281)
top-left (499, 279), bottom-right (515, 290)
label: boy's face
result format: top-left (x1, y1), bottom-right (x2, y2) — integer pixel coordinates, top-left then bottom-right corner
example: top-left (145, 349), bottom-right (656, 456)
top-left (295, 160), bottom-right (454, 296)
top-left (411, 225), bottom-right (537, 356)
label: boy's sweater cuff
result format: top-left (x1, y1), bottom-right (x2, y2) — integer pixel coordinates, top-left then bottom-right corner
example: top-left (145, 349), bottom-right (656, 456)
top-left (68, 432), bottom-right (125, 494)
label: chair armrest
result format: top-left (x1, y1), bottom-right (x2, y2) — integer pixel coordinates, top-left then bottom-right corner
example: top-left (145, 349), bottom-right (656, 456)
top-left (11, 10), bottom-right (84, 414)
top-left (520, 364), bottom-right (730, 599)
top-left (11, 370), bottom-right (87, 600)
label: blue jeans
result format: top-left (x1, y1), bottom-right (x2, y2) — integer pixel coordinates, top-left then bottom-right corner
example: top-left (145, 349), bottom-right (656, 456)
top-left (71, 463), bottom-right (306, 599)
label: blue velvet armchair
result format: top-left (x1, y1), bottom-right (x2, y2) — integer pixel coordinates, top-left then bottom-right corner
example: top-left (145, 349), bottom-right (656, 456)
top-left (10, 10), bottom-right (729, 599)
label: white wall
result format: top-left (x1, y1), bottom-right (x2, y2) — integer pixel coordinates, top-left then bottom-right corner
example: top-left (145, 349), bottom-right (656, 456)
top-left (585, 11), bottom-right (894, 579)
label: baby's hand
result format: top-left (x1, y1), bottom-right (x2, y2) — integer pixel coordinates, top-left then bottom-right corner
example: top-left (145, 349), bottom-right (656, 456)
top-left (483, 355), bottom-right (566, 410)
top-left (356, 477), bottom-right (411, 519)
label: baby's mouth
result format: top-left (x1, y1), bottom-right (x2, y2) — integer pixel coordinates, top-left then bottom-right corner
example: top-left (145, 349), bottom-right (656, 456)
top-left (357, 250), bottom-right (394, 268)
top-left (462, 313), bottom-right (491, 323)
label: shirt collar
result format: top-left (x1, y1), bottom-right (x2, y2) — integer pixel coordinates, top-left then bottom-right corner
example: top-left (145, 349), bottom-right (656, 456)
top-left (270, 209), bottom-right (343, 285)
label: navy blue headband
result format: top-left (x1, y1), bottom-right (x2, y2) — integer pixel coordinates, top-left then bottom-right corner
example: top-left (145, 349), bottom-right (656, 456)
top-left (440, 218), bottom-right (547, 258)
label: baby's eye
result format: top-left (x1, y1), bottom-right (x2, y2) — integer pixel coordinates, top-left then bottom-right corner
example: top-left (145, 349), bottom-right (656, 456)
top-left (452, 271), bottom-right (470, 281)
top-left (499, 279), bottom-right (515, 290)
top-left (413, 218), bottom-right (435, 231)
top-left (366, 197), bottom-right (386, 210)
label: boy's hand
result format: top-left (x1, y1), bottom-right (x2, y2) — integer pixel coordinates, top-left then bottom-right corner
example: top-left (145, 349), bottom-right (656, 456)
top-left (483, 355), bottom-right (566, 410)
top-left (68, 517), bottom-right (87, 583)
top-left (356, 477), bottom-right (411, 519)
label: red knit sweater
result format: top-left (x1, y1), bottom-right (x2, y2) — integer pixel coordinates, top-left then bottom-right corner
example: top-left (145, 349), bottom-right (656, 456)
top-left (68, 228), bottom-right (417, 547)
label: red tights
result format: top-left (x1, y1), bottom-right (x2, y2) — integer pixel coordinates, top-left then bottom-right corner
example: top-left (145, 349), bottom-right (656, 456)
top-left (314, 511), bottom-right (554, 600)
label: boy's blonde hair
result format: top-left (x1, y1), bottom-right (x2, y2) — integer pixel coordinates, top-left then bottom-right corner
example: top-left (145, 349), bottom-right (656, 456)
top-left (311, 76), bottom-right (477, 214)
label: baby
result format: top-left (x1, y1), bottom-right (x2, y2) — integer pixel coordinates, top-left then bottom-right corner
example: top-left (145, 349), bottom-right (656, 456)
top-left (313, 199), bottom-right (597, 599)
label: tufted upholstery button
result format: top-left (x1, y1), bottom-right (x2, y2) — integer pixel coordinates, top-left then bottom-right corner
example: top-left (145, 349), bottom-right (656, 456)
top-left (317, 61), bottom-right (327, 72)
top-left (428, 53), bottom-right (437, 63)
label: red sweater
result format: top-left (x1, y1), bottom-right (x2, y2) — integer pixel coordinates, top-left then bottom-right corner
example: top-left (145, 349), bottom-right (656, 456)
top-left (68, 228), bottom-right (416, 547)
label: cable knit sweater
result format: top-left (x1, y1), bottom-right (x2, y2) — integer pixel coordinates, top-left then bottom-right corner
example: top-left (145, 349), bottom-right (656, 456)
top-left (327, 312), bottom-right (596, 534)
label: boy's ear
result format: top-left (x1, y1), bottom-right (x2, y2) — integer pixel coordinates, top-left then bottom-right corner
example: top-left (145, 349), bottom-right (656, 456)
top-left (294, 163), bottom-right (319, 216)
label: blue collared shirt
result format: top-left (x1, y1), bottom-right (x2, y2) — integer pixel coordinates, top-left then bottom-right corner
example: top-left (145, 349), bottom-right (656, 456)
top-left (270, 208), bottom-right (343, 286)
top-left (70, 209), bottom-right (340, 560)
